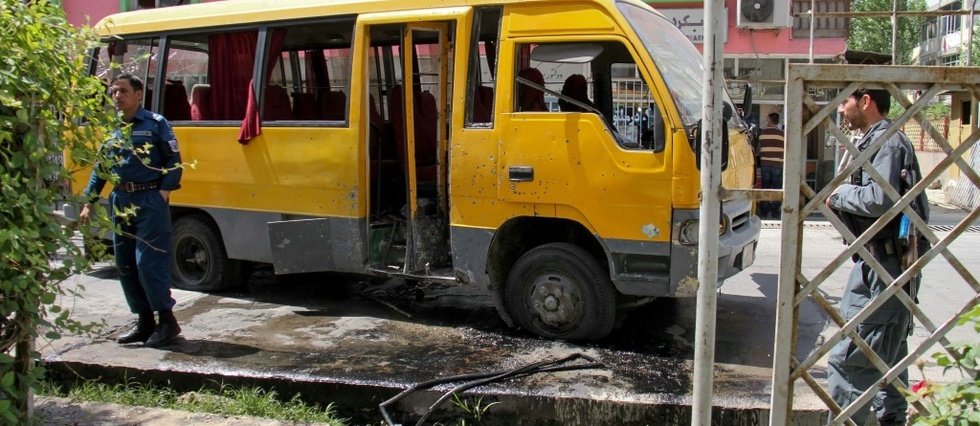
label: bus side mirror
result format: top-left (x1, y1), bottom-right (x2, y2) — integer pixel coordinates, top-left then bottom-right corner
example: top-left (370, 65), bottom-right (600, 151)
top-left (692, 119), bottom-right (730, 172)
top-left (638, 103), bottom-right (666, 152)
top-left (742, 83), bottom-right (754, 118)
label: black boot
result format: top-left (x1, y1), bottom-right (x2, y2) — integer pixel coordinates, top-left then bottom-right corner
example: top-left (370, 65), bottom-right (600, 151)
top-left (117, 312), bottom-right (155, 344)
top-left (145, 309), bottom-right (181, 348)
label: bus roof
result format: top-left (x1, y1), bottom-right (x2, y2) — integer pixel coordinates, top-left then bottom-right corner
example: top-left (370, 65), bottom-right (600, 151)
top-left (94, 0), bottom-right (654, 37)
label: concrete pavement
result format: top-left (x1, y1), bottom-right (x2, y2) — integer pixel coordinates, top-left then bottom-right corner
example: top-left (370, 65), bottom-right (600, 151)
top-left (39, 203), bottom-right (978, 425)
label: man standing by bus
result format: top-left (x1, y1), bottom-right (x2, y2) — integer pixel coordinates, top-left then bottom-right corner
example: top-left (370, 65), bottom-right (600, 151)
top-left (758, 112), bottom-right (785, 219)
top-left (825, 88), bottom-right (927, 426)
top-left (79, 73), bottom-right (184, 348)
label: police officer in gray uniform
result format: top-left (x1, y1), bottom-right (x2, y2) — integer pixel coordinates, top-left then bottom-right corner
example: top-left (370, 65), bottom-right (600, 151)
top-left (826, 88), bottom-right (928, 425)
top-left (80, 73), bottom-right (183, 348)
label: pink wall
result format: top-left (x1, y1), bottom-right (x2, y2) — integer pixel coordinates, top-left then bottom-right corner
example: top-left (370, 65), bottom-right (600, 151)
top-left (62, 0), bottom-right (119, 28)
top-left (666, 0), bottom-right (847, 56)
top-left (61, 1), bottom-right (223, 29)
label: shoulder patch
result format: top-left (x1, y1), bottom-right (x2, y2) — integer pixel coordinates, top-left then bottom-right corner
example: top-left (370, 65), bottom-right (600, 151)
top-left (150, 112), bottom-right (165, 121)
top-left (168, 139), bottom-right (179, 152)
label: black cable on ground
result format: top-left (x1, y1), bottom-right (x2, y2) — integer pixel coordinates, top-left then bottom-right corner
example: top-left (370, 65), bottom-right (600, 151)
top-left (379, 353), bottom-right (605, 426)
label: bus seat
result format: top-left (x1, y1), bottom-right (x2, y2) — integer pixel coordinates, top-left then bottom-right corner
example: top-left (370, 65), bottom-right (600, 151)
top-left (263, 85), bottom-right (294, 121)
top-left (414, 90), bottom-right (439, 182)
top-left (370, 94), bottom-right (398, 163)
top-left (293, 92), bottom-right (320, 120)
top-left (163, 81), bottom-right (191, 121)
top-left (369, 95), bottom-right (401, 197)
top-left (388, 86), bottom-right (440, 181)
top-left (190, 84), bottom-right (211, 121)
top-left (559, 74), bottom-right (594, 112)
top-left (472, 85), bottom-right (493, 122)
top-left (388, 85), bottom-right (408, 169)
top-left (321, 90), bottom-right (347, 121)
top-left (518, 68), bottom-right (547, 112)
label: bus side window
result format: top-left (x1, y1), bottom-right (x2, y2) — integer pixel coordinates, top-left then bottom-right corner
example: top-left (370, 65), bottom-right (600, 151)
top-left (101, 39), bottom-right (157, 111)
top-left (161, 30), bottom-right (257, 122)
top-left (465, 7), bottom-right (500, 128)
top-left (264, 19), bottom-right (355, 123)
top-left (610, 63), bottom-right (664, 151)
top-left (161, 34), bottom-right (208, 122)
top-left (519, 41), bottom-right (664, 151)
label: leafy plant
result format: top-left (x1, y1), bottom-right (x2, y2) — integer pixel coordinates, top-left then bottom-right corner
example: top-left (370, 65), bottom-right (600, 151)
top-left (960, 23), bottom-right (980, 66)
top-left (447, 393), bottom-right (500, 425)
top-left (907, 304), bottom-right (980, 425)
top-left (847, 0), bottom-right (928, 65)
top-left (0, 0), bottom-right (120, 423)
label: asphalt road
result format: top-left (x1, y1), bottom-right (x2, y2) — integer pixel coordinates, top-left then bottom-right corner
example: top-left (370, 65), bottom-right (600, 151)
top-left (40, 203), bottom-right (978, 425)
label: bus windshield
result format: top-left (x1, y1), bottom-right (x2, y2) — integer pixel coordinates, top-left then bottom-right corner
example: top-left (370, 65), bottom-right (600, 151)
top-left (617, 2), bottom-right (703, 127)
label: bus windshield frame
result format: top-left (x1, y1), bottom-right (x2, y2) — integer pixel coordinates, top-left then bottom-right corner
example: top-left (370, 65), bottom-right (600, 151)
top-left (617, 2), bottom-right (703, 128)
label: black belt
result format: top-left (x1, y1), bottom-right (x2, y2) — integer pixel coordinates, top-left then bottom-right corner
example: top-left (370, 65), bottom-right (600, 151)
top-left (116, 181), bottom-right (160, 193)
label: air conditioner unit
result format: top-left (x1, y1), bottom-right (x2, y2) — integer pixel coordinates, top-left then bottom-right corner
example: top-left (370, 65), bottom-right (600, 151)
top-left (737, 0), bottom-right (791, 29)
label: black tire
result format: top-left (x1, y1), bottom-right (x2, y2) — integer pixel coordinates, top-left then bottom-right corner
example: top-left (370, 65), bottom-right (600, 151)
top-left (171, 214), bottom-right (250, 292)
top-left (504, 243), bottom-right (616, 340)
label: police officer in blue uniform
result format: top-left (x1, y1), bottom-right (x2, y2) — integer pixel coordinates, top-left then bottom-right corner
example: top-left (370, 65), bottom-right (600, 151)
top-left (80, 73), bottom-right (183, 348)
top-left (826, 88), bottom-right (928, 426)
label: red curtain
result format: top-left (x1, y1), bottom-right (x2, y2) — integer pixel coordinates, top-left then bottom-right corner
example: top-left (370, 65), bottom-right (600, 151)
top-left (238, 29), bottom-right (286, 143)
top-left (237, 86), bottom-right (261, 143)
top-left (208, 31), bottom-right (258, 121)
top-left (305, 49), bottom-right (330, 95)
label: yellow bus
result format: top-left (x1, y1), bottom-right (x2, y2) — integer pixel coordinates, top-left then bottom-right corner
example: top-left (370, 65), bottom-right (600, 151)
top-left (73, 0), bottom-right (761, 340)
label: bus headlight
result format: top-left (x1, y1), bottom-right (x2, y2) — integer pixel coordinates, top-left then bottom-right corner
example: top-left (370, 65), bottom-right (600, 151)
top-left (677, 218), bottom-right (728, 246)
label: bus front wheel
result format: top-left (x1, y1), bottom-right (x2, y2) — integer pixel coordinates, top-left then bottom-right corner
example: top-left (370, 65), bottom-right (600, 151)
top-left (171, 214), bottom-right (250, 292)
top-left (504, 243), bottom-right (615, 340)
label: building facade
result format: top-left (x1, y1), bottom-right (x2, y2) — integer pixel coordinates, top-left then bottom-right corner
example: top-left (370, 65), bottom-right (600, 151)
top-left (915, 0), bottom-right (979, 66)
top-left (651, 0), bottom-right (849, 189)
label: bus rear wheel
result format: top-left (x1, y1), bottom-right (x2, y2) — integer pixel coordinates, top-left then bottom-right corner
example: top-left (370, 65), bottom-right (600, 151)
top-left (171, 214), bottom-right (250, 292)
top-left (504, 243), bottom-right (615, 340)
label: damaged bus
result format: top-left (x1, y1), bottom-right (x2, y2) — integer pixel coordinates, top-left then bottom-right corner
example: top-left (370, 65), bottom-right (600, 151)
top-left (70, 0), bottom-right (761, 340)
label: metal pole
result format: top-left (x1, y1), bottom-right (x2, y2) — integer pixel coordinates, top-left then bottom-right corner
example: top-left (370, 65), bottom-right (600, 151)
top-left (972, 1), bottom-right (977, 126)
top-left (969, 0), bottom-right (976, 67)
top-left (768, 65), bottom-right (806, 426)
top-left (692, 0), bottom-right (724, 423)
top-left (892, 0), bottom-right (899, 64)
top-left (809, 0), bottom-right (816, 63)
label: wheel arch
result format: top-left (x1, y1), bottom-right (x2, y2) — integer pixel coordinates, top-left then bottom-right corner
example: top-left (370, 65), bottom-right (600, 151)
top-left (486, 216), bottom-right (609, 296)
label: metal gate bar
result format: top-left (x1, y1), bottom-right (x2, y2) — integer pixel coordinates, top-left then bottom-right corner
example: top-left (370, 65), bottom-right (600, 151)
top-left (770, 64), bottom-right (980, 425)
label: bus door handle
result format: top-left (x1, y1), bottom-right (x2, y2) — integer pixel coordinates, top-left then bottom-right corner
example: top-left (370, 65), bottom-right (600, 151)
top-left (508, 166), bottom-right (534, 182)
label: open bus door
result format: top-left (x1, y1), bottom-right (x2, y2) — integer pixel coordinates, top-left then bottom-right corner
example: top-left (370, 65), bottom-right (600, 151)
top-left (360, 13), bottom-right (457, 277)
top-left (400, 24), bottom-right (451, 275)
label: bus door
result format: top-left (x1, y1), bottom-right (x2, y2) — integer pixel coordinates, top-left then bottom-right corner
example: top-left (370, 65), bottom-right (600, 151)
top-left (359, 12), bottom-right (460, 275)
top-left (399, 24), bottom-right (451, 274)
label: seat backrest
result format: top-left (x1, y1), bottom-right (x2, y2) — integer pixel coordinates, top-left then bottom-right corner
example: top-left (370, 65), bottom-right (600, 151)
top-left (190, 84), bottom-right (211, 121)
top-left (559, 74), bottom-right (591, 112)
top-left (163, 81), bottom-right (191, 121)
top-left (368, 94), bottom-right (397, 159)
top-left (472, 85), bottom-right (493, 122)
top-left (293, 92), bottom-right (320, 120)
top-left (388, 85), bottom-right (408, 167)
top-left (263, 85), bottom-right (294, 121)
top-left (387, 85), bottom-right (439, 171)
top-left (143, 88), bottom-right (153, 111)
top-left (518, 68), bottom-right (547, 112)
top-left (320, 90), bottom-right (347, 121)
top-left (414, 90), bottom-right (438, 167)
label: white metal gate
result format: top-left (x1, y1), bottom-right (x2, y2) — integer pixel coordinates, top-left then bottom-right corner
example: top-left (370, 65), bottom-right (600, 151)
top-left (769, 64), bottom-right (980, 425)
